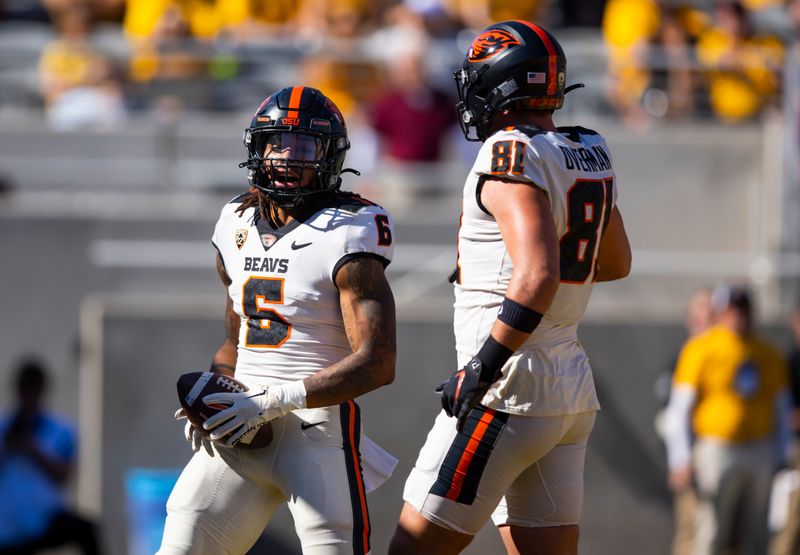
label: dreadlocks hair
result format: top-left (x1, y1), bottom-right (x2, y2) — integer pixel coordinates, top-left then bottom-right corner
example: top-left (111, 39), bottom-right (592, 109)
top-left (235, 188), bottom-right (268, 222)
top-left (234, 187), bottom-right (367, 224)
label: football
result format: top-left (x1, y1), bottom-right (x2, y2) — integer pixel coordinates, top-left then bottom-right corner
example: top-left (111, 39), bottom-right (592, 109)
top-left (176, 371), bottom-right (273, 449)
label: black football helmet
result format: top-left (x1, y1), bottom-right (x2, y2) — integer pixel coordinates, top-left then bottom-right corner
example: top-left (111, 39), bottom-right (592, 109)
top-left (454, 20), bottom-right (582, 141)
top-left (239, 86), bottom-right (352, 208)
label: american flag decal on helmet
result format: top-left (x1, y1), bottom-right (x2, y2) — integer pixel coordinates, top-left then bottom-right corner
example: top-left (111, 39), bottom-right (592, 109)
top-left (527, 72), bottom-right (546, 84)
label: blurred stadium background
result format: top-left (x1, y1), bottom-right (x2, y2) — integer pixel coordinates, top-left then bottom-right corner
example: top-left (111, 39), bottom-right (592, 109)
top-left (1, 0), bottom-right (799, 553)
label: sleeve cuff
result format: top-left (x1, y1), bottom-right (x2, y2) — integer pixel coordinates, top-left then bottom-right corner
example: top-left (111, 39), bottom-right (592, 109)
top-left (332, 252), bottom-right (391, 284)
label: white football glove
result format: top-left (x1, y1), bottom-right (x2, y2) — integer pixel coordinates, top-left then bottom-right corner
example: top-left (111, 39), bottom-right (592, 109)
top-left (202, 380), bottom-right (307, 447)
top-left (174, 408), bottom-right (214, 457)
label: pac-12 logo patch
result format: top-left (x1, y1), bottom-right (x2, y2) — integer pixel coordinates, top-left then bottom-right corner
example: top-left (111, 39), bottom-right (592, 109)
top-left (235, 229), bottom-right (248, 249)
top-left (468, 29), bottom-right (521, 62)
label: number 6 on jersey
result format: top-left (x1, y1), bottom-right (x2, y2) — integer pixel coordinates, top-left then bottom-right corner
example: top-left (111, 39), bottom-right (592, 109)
top-left (243, 276), bottom-right (291, 348)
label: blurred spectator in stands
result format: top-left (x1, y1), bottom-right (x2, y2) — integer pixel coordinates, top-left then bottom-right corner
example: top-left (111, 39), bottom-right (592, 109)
top-left (369, 19), bottom-right (455, 164)
top-left (324, 0), bottom-right (375, 38)
top-left (298, 53), bottom-right (382, 199)
top-left (695, 0), bottom-right (784, 124)
top-left (124, 1), bottom-right (214, 112)
top-left (0, 358), bottom-right (103, 554)
top-left (220, 0), bottom-right (304, 41)
top-left (38, 3), bottom-right (126, 130)
top-left (296, 0), bottom-right (383, 115)
top-left (769, 307), bottom-right (800, 555)
top-left (446, 0), bottom-right (548, 32)
top-left (654, 287), bottom-right (714, 555)
top-left (602, 0), bottom-right (662, 128)
top-left (388, 0), bottom-right (462, 38)
top-left (124, 0), bottom-right (245, 42)
top-left (781, 0), bottom-right (800, 256)
top-left (0, 0), bottom-right (123, 24)
top-left (664, 284), bottom-right (792, 555)
top-left (299, 21), bottom-right (383, 119)
top-left (603, 0), bottom-right (702, 128)
top-left (124, 0), bottom-right (181, 41)
top-left (126, 4), bottom-right (198, 83)
top-left (295, 0), bottom-right (379, 41)
top-left (740, 0), bottom-right (784, 12)
top-left (559, 0), bottom-right (608, 28)
top-left (89, 0), bottom-right (125, 25)
top-left (643, 8), bottom-right (697, 120)
top-left (0, 0), bottom-right (52, 22)
top-left (39, 3), bottom-right (103, 102)
top-left (366, 16), bottom-right (457, 207)
top-left (484, 0), bottom-right (548, 27)
top-left (739, 0), bottom-right (787, 37)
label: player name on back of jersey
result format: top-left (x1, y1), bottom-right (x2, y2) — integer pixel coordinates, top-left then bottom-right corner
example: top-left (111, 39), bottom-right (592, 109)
top-left (243, 256), bottom-right (289, 273)
top-left (558, 145), bottom-right (611, 173)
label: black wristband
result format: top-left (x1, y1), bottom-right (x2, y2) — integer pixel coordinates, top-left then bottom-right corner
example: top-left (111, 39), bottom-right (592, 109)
top-left (497, 297), bottom-right (543, 334)
top-left (475, 336), bottom-right (514, 382)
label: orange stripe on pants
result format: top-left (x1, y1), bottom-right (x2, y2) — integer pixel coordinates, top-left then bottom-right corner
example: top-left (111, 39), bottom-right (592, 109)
top-left (445, 409), bottom-right (495, 501)
top-left (347, 401), bottom-right (370, 551)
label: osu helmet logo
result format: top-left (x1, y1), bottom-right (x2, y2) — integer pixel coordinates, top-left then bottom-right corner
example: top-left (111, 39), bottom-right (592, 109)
top-left (468, 29), bottom-right (521, 62)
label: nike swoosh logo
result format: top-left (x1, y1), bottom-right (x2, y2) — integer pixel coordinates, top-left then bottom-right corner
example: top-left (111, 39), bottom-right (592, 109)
top-left (291, 241), bottom-right (312, 250)
top-left (300, 421), bottom-right (325, 430)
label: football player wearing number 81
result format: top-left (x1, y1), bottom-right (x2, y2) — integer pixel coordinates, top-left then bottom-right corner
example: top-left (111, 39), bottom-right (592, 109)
top-left (390, 21), bottom-right (632, 555)
top-left (158, 86), bottom-right (397, 555)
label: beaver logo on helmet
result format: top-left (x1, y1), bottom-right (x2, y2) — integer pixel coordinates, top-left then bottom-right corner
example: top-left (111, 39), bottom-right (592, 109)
top-left (468, 29), bottom-right (521, 62)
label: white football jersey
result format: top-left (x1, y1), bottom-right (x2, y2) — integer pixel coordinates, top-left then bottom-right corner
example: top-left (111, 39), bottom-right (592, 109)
top-left (212, 193), bottom-right (394, 385)
top-left (454, 125), bottom-right (617, 415)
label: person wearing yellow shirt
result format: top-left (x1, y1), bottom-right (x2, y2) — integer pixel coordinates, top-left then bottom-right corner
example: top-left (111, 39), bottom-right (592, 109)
top-left (665, 284), bottom-right (792, 555)
top-left (695, 1), bottom-right (784, 123)
top-left (601, 0), bottom-right (661, 126)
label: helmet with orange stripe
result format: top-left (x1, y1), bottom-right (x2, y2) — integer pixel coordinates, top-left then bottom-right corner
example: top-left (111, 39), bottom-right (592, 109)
top-left (454, 20), bottom-right (583, 141)
top-left (240, 86), bottom-right (354, 208)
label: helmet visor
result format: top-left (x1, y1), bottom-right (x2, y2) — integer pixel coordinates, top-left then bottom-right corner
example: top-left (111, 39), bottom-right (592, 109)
top-left (262, 132), bottom-right (325, 161)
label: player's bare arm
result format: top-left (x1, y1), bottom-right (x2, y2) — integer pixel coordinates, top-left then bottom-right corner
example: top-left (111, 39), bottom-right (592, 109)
top-left (173, 253), bottom-right (239, 454)
top-left (482, 177), bottom-right (560, 351)
top-left (595, 207), bottom-right (632, 282)
top-left (211, 253), bottom-right (238, 377)
top-left (304, 256), bottom-right (397, 408)
top-left (437, 176), bottom-right (560, 423)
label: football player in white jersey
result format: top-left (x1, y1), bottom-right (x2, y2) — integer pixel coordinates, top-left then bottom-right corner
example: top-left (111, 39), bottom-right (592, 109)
top-left (159, 86), bottom-right (397, 555)
top-left (390, 21), bottom-right (632, 555)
